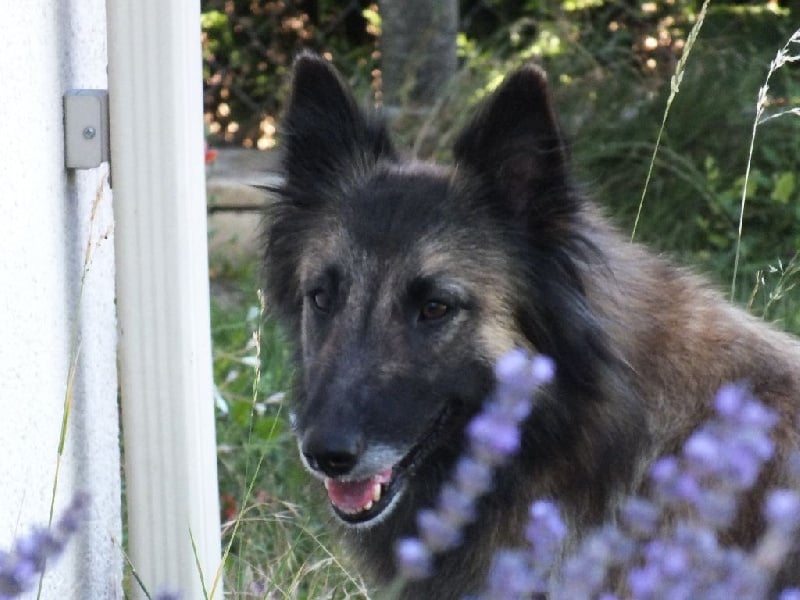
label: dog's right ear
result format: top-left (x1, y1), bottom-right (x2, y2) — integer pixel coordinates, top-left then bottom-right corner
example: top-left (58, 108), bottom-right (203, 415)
top-left (282, 53), bottom-right (394, 190)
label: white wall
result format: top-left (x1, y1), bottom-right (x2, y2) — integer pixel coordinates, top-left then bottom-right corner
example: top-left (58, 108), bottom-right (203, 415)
top-left (0, 1), bottom-right (121, 597)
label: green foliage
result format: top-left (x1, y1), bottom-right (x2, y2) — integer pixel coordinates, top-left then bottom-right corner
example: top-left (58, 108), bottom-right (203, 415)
top-left (559, 12), bottom-right (800, 304)
top-left (201, 1), bottom-right (379, 148)
top-left (748, 252), bottom-right (800, 331)
top-left (210, 276), bottom-right (368, 597)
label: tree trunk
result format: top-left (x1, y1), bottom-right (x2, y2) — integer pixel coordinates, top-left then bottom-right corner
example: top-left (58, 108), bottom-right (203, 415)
top-left (378, 0), bottom-right (458, 113)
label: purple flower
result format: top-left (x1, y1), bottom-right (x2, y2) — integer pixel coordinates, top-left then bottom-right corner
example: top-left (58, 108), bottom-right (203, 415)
top-left (622, 497), bottom-right (660, 537)
top-left (713, 383), bottom-right (745, 418)
top-left (764, 489), bottom-right (800, 528)
top-left (469, 351), bottom-right (554, 465)
top-left (530, 355), bottom-right (556, 384)
top-left (694, 488), bottom-right (737, 529)
top-left (0, 493), bottom-right (89, 598)
top-left (396, 371), bottom-right (798, 598)
top-left (683, 429), bottom-right (722, 473)
top-left (483, 500), bottom-right (566, 598)
top-left (468, 412), bottom-right (521, 464)
top-left (484, 550), bottom-right (541, 599)
top-left (647, 383), bottom-right (780, 537)
top-left (525, 500), bottom-right (567, 565)
top-left (395, 537), bottom-right (433, 580)
top-left (724, 444), bottom-right (766, 489)
top-left (552, 383), bottom-right (791, 599)
top-left (437, 483), bottom-right (477, 525)
top-left (627, 564), bottom-right (661, 599)
top-left (453, 457), bottom-right (494, 497)
top-left (417, 509), bottom-right (463, 552)
top-left (739, 398), bottom-right (779, 430)
top-left (559, 551), bottom-right (608, 599)
top-left (649, 456), bottom-right (679, 486)
top-left (760, 487), bottom-right (800, 570)
top-left (493, 349), bottom-right (532, 384)
top-left (14, 530), bottom-right (58, 572)
top-left (393, 350), bottom-right (555, 584)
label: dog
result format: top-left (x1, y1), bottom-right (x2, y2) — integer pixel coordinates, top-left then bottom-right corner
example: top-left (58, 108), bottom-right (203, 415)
top-left (261, 53), bottom-right (800, 598)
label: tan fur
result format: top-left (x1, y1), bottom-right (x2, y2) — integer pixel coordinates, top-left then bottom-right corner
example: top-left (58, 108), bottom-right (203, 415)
top-left (580, 206), bottom-right (800, 535)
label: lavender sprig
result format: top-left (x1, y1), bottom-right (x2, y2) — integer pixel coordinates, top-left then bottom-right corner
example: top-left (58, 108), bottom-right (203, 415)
top-left (396, 356), bottom-right (800, 599)
top-left (0, 493), bottom-right (89, 599)
top-left (555, 383), bottom-right (799, 600)
top-left (480, 500), bottom-right (568, 599)
top-left (394, 350), bottom-right (555, 581)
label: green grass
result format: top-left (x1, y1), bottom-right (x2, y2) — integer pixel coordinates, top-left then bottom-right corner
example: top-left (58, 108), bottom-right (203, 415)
top-left (209, 265), bottom-right (369, 598)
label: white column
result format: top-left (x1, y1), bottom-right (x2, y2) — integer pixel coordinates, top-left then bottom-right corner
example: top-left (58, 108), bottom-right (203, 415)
top-left (106, 1), bottom-right (222, 597)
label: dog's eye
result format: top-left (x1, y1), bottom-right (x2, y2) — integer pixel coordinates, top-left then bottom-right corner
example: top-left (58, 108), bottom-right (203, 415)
top-left (420, 300), bottom-right (450, 321)
top-left (310, 289), bottom-right (331, 313)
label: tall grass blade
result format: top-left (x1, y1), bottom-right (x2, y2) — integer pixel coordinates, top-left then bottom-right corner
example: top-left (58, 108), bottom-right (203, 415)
top-left (37, 178), bottom-right (107, 599)
top-left (118, 539), bottom-right (155, 600)
top-left (190, 528), bottom-right (211, 600)
top-left (731, 28), bottom-right (800, 300)
top-left (631, 0), bottom-right (711, 242)
top-left (209, 290), bottom-right (279, 598)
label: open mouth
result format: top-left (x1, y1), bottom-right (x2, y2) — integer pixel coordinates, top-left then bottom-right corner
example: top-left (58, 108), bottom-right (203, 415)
top-left (324, 467), bottom-right (403, 524)
top-left (322, 402), bottom-right (458, 525)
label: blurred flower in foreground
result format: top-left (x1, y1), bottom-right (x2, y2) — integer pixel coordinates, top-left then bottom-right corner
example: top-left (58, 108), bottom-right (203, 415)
top-left (558, 383), bottom-right (800, 600)
top-left (396, 353), bottom-right (800, 599)
top-left (0, 492), bottom-right (183, 600)
top-left (394, 350), bottom-right (555, 581)
top-left (0, 493), bottom-right (89, 598)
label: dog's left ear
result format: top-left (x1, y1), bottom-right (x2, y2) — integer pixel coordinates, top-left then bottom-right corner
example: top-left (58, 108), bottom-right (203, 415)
top-left (453, 65), bottom-right (575, 222)
top-left (282, 53), bottom-right (394, 191)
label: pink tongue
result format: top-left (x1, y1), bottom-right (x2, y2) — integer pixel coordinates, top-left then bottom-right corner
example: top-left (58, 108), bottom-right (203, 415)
top-left (325, 469), bottom-right (392, 513)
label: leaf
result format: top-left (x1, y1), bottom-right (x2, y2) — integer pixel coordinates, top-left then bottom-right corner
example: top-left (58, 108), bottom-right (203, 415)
top-left (771, 172), bottom-right (796, 205)
top-left (255, 415), bottom-right (285, 442)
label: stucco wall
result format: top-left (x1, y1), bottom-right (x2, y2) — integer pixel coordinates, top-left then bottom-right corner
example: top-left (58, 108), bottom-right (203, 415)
top-left (0, 1), bottom-right (121, 597)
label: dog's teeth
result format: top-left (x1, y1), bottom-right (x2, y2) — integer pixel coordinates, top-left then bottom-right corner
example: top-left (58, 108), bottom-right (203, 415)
top-left (372, 483), bottom-right (382, 502)
top-left (363, 500), bottom-right (373, 511)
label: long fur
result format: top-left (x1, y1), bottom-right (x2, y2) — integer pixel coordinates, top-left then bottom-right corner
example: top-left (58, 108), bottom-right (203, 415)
top-left (262, 54), bottom-right (800, 598)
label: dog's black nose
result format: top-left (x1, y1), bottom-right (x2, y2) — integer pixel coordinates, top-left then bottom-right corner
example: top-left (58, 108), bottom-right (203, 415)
top-left (302, 430), bottom-right (362, 477)
top-left (304, 450), bottom-right (358, 477)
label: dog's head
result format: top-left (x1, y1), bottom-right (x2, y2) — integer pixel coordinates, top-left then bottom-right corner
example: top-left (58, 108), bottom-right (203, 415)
top-left (263, 54), bottom-right (605, 526)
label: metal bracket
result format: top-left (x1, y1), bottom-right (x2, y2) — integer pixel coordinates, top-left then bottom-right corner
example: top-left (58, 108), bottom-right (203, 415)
top-left (64, 90), bottom-right (110, 169)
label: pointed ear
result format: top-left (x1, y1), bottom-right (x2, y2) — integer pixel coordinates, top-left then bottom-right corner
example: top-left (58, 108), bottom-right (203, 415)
top-left (453, 65), bottom-right (576, 222)
top-left (282, 53), bottom-right (394, 189)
